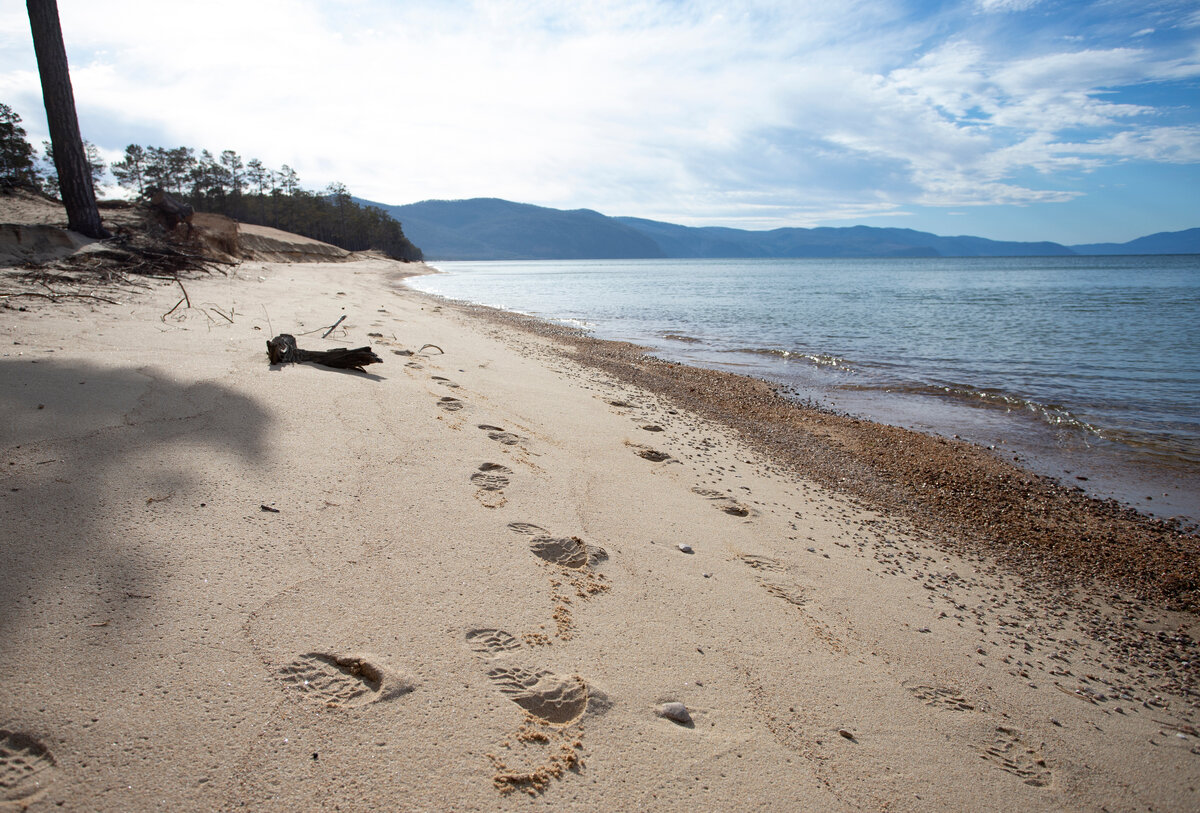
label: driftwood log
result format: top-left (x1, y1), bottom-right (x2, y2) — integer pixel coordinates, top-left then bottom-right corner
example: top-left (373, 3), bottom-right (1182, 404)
top-left (149, 189), bottom-right (194, 228)
top-left (266, 333), bottom-right (382, 372)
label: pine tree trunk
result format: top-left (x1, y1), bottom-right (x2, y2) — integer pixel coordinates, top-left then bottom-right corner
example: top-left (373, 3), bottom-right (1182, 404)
top-left (26, 0), bottom-right (108, 239)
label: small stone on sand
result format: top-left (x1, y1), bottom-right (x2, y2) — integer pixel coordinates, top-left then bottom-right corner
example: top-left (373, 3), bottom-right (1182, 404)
top-left (658, 702), bottom-right (692, 725)
top-left (677, 544), bottom-right (694, 554)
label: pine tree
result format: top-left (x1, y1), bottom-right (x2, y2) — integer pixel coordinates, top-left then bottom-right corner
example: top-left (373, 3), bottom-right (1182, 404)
top-left (25, 0), bottom-right (107, 237)
top-left (110, 144), bottom-right (147, 195)
top-left (279, 164), bottom-right (300, 195)
top-left (220, 150), bottom-right (245, 195)
top-left (40, 138), bottom-right (104, 196)
top-left (0, 103), bottom-right (41, 188)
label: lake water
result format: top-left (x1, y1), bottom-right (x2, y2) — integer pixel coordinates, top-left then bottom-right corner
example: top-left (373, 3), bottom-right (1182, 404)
top-left (407, 256), bottom-right (1200, 523)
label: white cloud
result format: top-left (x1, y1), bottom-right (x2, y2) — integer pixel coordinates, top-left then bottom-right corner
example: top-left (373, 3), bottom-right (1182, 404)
top-left (976, 0), bottom-right (1042, 12)
top-left (0, 0), bottom-right (1196, 230)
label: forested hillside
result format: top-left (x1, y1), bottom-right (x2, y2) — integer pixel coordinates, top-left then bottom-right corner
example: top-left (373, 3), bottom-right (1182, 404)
top-left (108, 145), bottom-right (422, 261)
top-left (2, 103), bottom-right (421, 261)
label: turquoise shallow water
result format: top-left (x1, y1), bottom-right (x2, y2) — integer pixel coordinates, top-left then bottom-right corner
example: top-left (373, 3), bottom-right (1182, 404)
top-left (408, 256), bottom-right (1200, 522)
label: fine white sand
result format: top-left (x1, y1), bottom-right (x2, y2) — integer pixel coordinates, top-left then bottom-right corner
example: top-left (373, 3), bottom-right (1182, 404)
top-left (1, 243), bottom-right (1198, 810)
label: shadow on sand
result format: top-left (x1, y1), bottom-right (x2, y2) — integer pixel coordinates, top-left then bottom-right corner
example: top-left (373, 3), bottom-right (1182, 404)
top-left (0, 359), bottom-right (271, 645)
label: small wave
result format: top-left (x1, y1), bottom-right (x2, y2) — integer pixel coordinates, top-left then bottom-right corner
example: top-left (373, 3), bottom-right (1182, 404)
top-left (661, 333), bottom-right (703, 343)
top-left (552, 317), bottom-right (595, 329)
top-left (841, 381), bottom-right (1104, 437)
top-left (724, 347), bottom-right (851, 368)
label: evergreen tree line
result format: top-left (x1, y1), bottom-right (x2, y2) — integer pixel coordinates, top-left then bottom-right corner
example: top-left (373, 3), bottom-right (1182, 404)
top-left (0, 103), bottom-right (422, 261)
top-left (0, 101), bottom-right (98, 193)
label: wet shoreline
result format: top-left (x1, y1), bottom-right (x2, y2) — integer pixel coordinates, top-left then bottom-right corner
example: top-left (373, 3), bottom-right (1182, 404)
top-left (621, 334), bottom-right (1200, 524)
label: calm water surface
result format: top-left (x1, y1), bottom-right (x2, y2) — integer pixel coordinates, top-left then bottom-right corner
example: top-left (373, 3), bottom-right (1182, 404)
top-left (408, 256), bottom-right (1200, 522)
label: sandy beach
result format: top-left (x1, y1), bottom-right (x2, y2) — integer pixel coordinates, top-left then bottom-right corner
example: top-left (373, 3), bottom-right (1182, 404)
top-left (2, 203), bottom-right (1199, 810)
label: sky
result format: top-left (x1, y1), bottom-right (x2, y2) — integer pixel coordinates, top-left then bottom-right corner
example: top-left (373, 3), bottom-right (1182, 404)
top-left (1, 0), bottom-right (1198, 244)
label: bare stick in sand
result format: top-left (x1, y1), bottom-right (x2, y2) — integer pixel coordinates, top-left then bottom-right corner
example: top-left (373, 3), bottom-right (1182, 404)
top-left (175, 276), bottom-right (191, 308)
top-left (321, 314), bottom-right (347, 338)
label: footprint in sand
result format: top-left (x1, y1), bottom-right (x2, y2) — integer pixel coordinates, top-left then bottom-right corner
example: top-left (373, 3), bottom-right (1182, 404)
top-left (529, 536), bottom-right (594, 569)
top-left (507, 522), bottom-right (549, 537)
top-left (472, 462), bottom-right (511, 491)
top-left (973, 726), bottom-right (1052, 787)
top-left (739, 554), bottom-right (807, 607)
top-left (505, 525), bottom-right (610, 640)
top-left (437, 396), bottom-right (464, 412)
top-left (478, 424), bottom-right (522, 446)
top-left (512, 527), bottom-right (608, 569)
top-left (761, 581), bottom-right (807, 607)
top-left (740, 554), bottom-right (787, 573)
top-left (0, 730), bottom-right (55, 805)
top-left (466, 628), bottom-right (526, 659)
top-left (907, 684), bottom-right (976, 712)
top-left (464, 630), bottom-right (608, 724)
top-left (431, 376), bottom-right (460, 389)
top-left (275, 652), bottom-right (414, 708)
top-left (465, 629), bottom-right (611, 795)
top-left (693, 487), bottom-right (754, 517)
top-left (641, 424), bottom-right (665, 432)
top-left (487, 666), bottom-right (590, 725)
top-left (629, 444), bottom-right (672, 462)
top-left (472, 463), bottom-right (511, 508)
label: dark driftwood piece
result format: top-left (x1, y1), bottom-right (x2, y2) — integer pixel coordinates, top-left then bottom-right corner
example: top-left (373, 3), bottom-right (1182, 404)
top-left (149, 189), bottom-right (194, 228)
top-left (266, 333), bottom-right (382, 372)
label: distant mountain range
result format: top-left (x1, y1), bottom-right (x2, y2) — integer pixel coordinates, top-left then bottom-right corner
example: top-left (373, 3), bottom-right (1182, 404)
top-left (357, 197), bottom-right (1200, 260)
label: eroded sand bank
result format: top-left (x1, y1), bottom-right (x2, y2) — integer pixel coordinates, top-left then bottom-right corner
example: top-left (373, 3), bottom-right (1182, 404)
top-left (1, 253), bottom-right (1198, 811)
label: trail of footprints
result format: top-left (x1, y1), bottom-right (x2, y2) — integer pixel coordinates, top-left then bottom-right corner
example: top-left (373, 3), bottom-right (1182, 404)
top-left (436, 385), bottom-right (611, 795)
top-left (604, 386), bottom-right (1054, 791)
top-left (440, 377), bottom-right (1055, 793)
top-left (493, 528), bottom-right (608, 784)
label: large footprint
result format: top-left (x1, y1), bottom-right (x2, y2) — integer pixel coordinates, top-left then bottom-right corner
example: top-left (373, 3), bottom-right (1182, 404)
top-left (464, 629), bottom-right (608, 724)
top-left (472, 463), bottom-right (512, 508)
top-left (508, 524), bottom-right (607, 569)
top-left (275, 652), bottom-right (414, 708)
top-left (0, 730), bottom-right (55, 805)
top-left (529, 536), bottom-right (604, 569)
top-left (479, 424), bottom-right (523, 446)
top-left (740, 554), bottom-right (807, 607)
top-left (487, 666), bottom-right (590, 725)
top-left (693, 487), bottom-right (754, 517)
